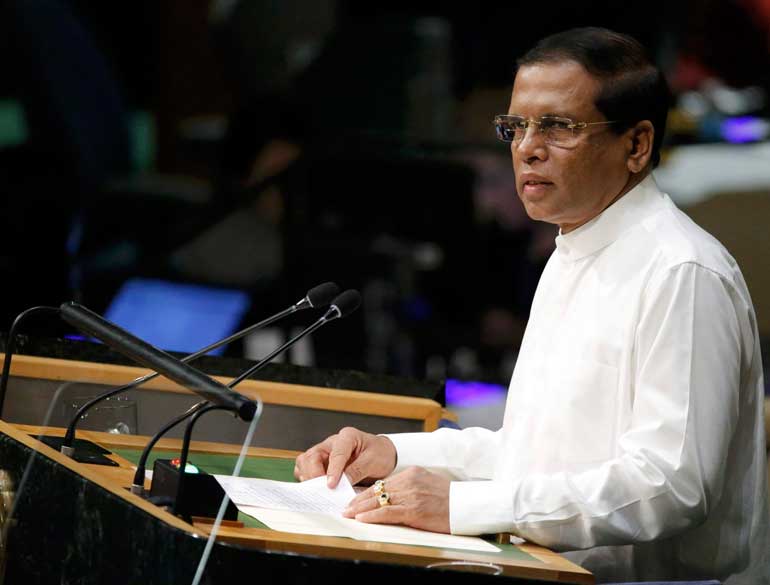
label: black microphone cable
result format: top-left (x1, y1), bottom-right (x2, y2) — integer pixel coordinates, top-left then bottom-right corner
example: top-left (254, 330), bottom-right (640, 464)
top-left (0, 305), bottom-right (60, 418)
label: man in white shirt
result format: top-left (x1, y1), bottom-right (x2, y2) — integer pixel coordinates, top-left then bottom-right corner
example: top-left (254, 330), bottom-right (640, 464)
top-left (294, 27), bottom-right (770, 583)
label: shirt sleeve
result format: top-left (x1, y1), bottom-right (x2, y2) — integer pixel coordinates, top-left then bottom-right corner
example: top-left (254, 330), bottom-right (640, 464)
top-left (447, 263), bottom-right (751, 545)
top-left (385, 426), bottom-right (502, 481)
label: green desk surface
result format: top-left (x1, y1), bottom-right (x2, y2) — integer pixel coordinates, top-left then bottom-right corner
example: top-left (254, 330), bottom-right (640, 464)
top-left (113, 447), bottom-right (534, 563)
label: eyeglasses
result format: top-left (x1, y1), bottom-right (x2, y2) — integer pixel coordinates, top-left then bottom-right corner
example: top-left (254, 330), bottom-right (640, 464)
top-left (493, 114), bottom-right (617, 148)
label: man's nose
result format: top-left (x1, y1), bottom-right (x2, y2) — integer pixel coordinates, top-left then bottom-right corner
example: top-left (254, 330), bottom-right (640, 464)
top-left (514, 125), bottom-right (547, 161)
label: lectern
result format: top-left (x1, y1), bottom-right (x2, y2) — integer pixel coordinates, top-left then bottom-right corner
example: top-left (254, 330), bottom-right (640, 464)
top-left (0, 348), bottom-right (594, 584)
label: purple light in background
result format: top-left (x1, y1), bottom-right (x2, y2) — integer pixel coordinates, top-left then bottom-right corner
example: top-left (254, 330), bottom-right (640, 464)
top-left (721, 116), bottom-right (769, 143)
top-left (445, 378), bottom-right (507, 407)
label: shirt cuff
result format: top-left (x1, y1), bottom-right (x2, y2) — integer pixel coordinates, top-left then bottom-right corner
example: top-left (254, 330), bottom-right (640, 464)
top-left (383, 432), bottom-right (435, 473)
top-left (449, 480), bottom-right (515, 535)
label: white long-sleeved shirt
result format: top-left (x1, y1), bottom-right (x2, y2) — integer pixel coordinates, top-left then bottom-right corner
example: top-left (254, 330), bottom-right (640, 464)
top-left (388, 175), bottom-right (770, 584)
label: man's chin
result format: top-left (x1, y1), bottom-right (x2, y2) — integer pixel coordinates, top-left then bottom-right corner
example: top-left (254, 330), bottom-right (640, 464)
top-left (521, 202), bottom-right (557, 225)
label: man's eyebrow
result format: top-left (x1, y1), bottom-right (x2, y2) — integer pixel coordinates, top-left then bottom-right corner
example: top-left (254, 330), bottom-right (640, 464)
top-left (506, 111), bottom-right (578, 119)
top-left (541, 111), bottom-right (576, 119)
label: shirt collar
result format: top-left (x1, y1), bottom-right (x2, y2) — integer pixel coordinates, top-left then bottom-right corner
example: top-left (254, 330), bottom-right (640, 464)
top-left (554, 174), bottom-right (665, 262)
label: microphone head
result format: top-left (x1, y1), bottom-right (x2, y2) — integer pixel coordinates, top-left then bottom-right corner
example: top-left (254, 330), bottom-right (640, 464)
top-left (306, 282), bottom-right (340, 308)
top-left (329, 290), bottom-right (361, 318)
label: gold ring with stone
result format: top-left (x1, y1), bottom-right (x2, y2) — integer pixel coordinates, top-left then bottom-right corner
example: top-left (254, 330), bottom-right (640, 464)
top-left (373, 479), bottom-right (385, 496)
top-left (377, 492), bottom-right (391, 507)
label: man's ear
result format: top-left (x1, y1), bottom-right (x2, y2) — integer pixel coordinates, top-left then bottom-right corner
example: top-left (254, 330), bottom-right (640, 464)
top-left (627, 120), bottom-right (654, 173)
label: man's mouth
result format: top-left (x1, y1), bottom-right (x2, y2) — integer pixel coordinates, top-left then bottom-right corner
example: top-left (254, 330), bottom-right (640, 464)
top-left (520, 180), bottom-right (554, 198)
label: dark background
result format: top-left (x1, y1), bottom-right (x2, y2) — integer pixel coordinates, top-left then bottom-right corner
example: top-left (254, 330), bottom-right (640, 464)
top-left (1, 0), bottom-right (768, 386)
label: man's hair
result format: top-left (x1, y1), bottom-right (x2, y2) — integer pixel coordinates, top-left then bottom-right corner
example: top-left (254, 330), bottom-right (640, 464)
top-left (517, 27), bottom-right (670, 168)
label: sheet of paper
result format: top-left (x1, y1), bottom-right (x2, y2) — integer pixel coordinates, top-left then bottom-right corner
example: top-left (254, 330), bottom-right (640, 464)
top-left (238, 507), bottom-right (352, 538)
top-left (239, 507), bottom-right (500, 553)
top-left (214, 474), bottom-right (356, 515)
top-left (346, 520), bottom-right (501, 552)
top-left (214, 473), bottom-right (500, 553)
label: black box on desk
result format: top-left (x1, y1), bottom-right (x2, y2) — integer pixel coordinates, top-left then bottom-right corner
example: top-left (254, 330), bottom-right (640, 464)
top-left (149, 459), bottom-right (238, 521)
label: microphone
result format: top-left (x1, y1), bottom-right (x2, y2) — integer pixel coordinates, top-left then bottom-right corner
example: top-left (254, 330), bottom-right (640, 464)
top-left (295, 282), bottom-right (340, 311)
top-left (59, 302), bottom-right (257, 421)
top-left (57, 282), bottom-right (339, 456)
top-left (228, 289), bottom-right (361, 386)
top-left (133, 289), bottom-right (362, 501)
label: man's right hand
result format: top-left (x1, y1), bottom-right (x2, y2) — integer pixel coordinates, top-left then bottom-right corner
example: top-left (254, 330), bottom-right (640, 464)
top-left (294, 427), bottom-right (397, 488)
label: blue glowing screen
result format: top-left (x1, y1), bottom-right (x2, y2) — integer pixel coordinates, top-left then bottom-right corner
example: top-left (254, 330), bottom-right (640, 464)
top-left (103, 278), bottom-right (251, 356)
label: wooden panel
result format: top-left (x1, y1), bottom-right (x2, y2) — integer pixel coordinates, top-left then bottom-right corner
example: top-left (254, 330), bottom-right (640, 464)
top-left (2, 354), bottom-right (442, 431)
top-left (4, 377), bottom-right (425, 450)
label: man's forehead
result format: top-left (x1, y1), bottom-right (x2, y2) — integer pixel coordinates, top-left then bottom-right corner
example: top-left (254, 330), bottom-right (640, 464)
top-left (509, 61), bottom-right (601, 115)
top-left (513, 59), bottom-right (597, 86)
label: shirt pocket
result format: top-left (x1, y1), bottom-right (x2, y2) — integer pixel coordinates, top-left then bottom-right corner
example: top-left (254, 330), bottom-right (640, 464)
top-left (553, 358), bottom-right (620, 466)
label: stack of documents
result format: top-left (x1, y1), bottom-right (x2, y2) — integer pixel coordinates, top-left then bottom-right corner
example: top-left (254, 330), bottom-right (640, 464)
top-left (214, 474), bottom-right (500, 553)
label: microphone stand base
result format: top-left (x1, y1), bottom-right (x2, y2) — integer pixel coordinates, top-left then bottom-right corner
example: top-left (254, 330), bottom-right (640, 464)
top-left (33, 435), bottom-right (118, 466)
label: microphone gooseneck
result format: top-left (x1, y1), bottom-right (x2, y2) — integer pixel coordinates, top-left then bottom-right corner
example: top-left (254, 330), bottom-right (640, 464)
top-left (227, 289), bottom-right (361, 388)
top-left (60, 283), bottom-right (339, 453)
top-left (0, 306), bottom-right (60, 419)
top-left (131, 289), bottom-right (362, 495)
top-left (59, 302), bottom-right (256, 421)
top-left (171, 403), bottom-right (232, 518)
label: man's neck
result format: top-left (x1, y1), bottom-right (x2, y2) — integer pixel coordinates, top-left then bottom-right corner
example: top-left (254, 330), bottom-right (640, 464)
top-left (559, 169), bottom-right (651, 235)
top-left (614, 168), bottom-right (650, 204)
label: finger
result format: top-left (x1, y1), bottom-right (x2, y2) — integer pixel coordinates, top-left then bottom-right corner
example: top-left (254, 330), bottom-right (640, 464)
top-left (355, 505), bottom-right (406, 526)
top-left (343, 491), bottom-right (380, 518)
top-left (343, 449), bottom-right (380, 486)
top-left (294, 450), bottom-right (328, 481)
top-left (346, 470), bottom-right (407, 510)
top-left (346, 486), bottom-right (375, 509)
top-left (294, 435), bottom-right (336, 481)
top-left (325, 434), bottom-right (357, 488)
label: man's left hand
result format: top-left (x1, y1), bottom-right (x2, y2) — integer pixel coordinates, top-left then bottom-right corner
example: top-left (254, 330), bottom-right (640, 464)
top-left (342, 466), bottom-right (450, 534)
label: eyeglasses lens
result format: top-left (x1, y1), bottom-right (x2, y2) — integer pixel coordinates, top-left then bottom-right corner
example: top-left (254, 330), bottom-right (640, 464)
top-left (494, 116), bottom-right (576, 146)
